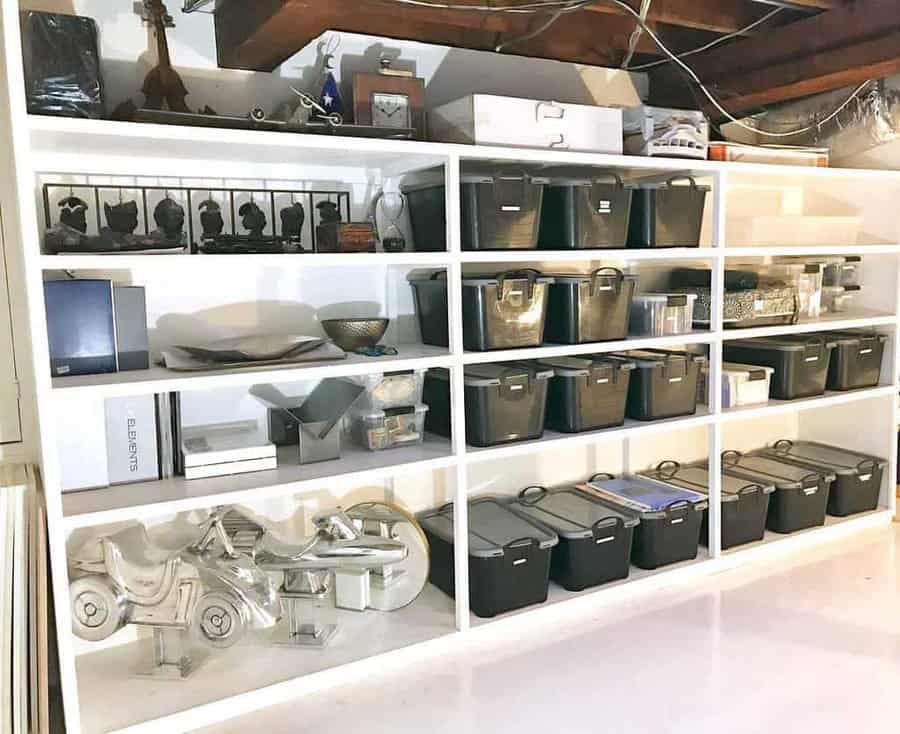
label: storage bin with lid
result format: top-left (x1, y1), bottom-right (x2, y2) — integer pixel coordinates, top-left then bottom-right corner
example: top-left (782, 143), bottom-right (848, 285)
top-left (821, 285), bottom-right (860, 314)
top-left (614, 349), bottom-right (706, 421)
top-left (761, 440), bottom-right (887, 517)
top-left (822, 256), bottom-right (862, 287)
top-left (401, 182), bottom-right (446, 252)
top-left (700, 362), bottom-right (775, 409)
top-left (417, 497), bottom-right (558, 618)
top-left (462, 269), bottom-right (553, 351)
top-left (507, 485), bottom-right (639, 590)
top-left (721, 452), bottom-right (834, 533)
top-left (639, 461), bottom-right (775, 550)
top-left (627, 176), bottom-right (709, 248)
top-left (723, 335), bottom-right (836, 400)
top-left (537, 173), bottom-right (633, 249)
top-left (583, 473), bottom-right (707, 569)
top-left (352, 404), bottom-right (429, 451)
top-left (545, 268), bottom-right (637, 344)
top-left (461, 171), bottom-right (544, 250)
top-left (823, 330), bottom-right (886, 391)
top-left (629, 293), bottom-right (697, 337)
top-left (536, 356), bottom-right (635, 433)
top-left (423, 363), bottom-right (553, 447)
top-left (353, 370), bottom-right (426, 411)
top-left (408, 271), bottom-right (449, 347)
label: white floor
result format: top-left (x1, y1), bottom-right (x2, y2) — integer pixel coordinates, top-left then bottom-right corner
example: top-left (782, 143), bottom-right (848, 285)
top-left (199, 524), bottom-right (900, 734)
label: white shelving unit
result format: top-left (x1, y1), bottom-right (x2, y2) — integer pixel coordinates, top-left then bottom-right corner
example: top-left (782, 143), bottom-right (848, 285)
top-left (2, 11), bottom-right (900, 734)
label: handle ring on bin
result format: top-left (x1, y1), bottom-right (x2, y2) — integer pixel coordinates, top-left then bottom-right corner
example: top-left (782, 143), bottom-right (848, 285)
top-left (518, 485), bottom-right (549, 503)
top-left (496, 268), bottom-right (541, 302)
top-left (654, 460), bottom-right (682, 479)
top-left (721, 450), bottom-right (742, 467)
top-left (664, 500), bottom-right (691, 519)
top-left (589, 472), bottom-right (615, 482)
top-left (506, 536), bottom-right (537, 550)
top-left (772, 439), bottom-right (794, 454)
top-left (665, 175), bottom-right (698, 189)
top-left (800, 473), bottom-right (822, 489)
top-left (590, 266), bottom-right (624, 296)
top-left (592, 516), bottom-right (623, 537)
top-left (856, 458), bottom-right (877, 477)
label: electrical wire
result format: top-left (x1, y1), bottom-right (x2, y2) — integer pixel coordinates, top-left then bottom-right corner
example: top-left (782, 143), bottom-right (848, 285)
top-left (621, 0), bottom-right (652, 69)
top-left (626, 7), bottom-right (783, 72)
top-left (378, 0), bottom-right (877, 139)
top-left (495, 9), bottom-right (568, 52)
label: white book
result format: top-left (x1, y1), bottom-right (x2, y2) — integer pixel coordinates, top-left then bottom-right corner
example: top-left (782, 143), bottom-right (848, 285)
top-left (184, 456), bottom-right (277, 480)
top-left (105, 395), bottom-right (159, 484)
top-left (181, 420), bottom-right (275, 469)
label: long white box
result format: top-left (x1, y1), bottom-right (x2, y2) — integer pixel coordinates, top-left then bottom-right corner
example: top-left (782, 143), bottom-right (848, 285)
top-left (429, 94), bottom-right (623, 153)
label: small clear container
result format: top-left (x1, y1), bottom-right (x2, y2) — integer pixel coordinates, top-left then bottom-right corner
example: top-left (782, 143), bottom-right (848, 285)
top-left (766, 262), bottom-right (824, 319)
top-left (352, 370), bottom-right (426, 411)
top-left (629, 293), bottom-right (698, 336)
top-left (699, 362), bottom-right (774, 408)
top-left (822, 284), bottom-right (860, 313)
top-left (822, 256), bottom-right (862, 288)
top-left (353, 404), bottom-right (429, 451)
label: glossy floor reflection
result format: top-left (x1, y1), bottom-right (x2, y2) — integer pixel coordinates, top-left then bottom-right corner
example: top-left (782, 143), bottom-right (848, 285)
top-left (200, 525), bottom-right (900, 734)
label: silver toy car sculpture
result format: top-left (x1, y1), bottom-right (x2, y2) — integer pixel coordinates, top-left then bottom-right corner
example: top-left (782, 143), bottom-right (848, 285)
top-left (68, 508), bottom-right (281, 650)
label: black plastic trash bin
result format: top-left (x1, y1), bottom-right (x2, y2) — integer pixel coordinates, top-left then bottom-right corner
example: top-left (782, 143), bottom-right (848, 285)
top-left (627, 176), bottom-right (709, 248)
top-left (723, 335), bottom-right (836, 399)
top-left (537, 173), bottom-right (633, 249)
top-left (583, 474), bottom-right (707, 570)
top-left (462, 270), bottom-right (553, 351)
top-left (507, 485), bottom-right (639, 591)
top-left (612, 349), bottom-right (706, 421)
top-left (823, 331), bottom-right (887, 391)
top-left (461, 172), bottom-right (544, 250)
top-left (722, 451), bottom-right (834, 534)
top-left (760, 439), bottom-right (887, 517)
top-left (536, 356), bottom-right (635, 433)
top-left (640, 460), bottom-right (775, 550)
top-left (418, 497), bottom-right (558, 618)
top-left (408, 271), bottom-right (450, 347)
top-left (544, 268), bottom-right (638, 344)
top-left (402, 182), bottom-right (447, 252)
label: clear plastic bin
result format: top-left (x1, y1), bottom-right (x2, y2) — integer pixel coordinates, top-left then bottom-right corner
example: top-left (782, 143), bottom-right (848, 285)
top-left (699, 362), bottom-right (774, 408)
top-left (352, 370), bottom-right (426, 411)
top-left (765, 261), bottom-right (824, 319)
top-left (629, 293), bottom-right (697, 336)
top-left (822, 256), bottom-right (862, 288)
top-left (353, 405), bottom-right (429, 451)
top-left (822, 285), bottom-right (860, 313)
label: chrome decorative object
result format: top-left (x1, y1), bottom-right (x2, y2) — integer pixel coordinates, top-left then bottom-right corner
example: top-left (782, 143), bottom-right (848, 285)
top-left (68, 509), bottom-right (281, 679)
top-left (290, 86), bottom-right (343, 127)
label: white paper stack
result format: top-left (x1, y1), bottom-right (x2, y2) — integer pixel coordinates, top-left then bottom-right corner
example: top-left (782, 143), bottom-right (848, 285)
top-left (180, 420), bottom-right (276, 480)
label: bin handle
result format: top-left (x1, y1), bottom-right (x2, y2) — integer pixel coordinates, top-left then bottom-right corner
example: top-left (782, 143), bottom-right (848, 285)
top-left (665, 175), bottom-right (698, 189)
top-left (664, 500), bottom-right (691, 519)
top-left (738, 484), bottom-right (764, 496)
top-left (499, 366), bottom-right (535, 396)
top-left (800, 472), bottom-right (822, 488)
top-left (590, 267), bottom-right (624, 296)
top-left (492, 172), bottom-right (529, 214)
top-left (592, 516), bottom-right (623, 537)
top-left (518, 485), bottom-right (549, 502)
top-left (654, 460), bottom-right (681, 479)
top-left (589, 472), bottom-right (615, 482)
top-left (856, 457), bottom-right (877, 478)
top-left (591, 173), bottom-right (624, 187)
top-left (505, 536), bottom-right (537, 551)
top-left (772, 439), bottom-right (794, 454)
top-left (496, 268), bottom-right (541, 302)
top-left (721, 450), bottom-right (742, 467)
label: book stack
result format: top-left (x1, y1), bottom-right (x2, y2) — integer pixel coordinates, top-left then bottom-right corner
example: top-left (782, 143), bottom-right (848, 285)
top-left (181, 420), bottom-right (276, 480)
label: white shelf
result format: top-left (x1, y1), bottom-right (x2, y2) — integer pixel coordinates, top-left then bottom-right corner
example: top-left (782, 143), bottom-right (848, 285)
top-left (460, 248), bottom-right (715, 263)
top-left (61, 436), bottom-right (455, 529)
top-left (73, 584), bottom-right (457, 734)
top-left (719, 386), bottom-right (898, 422)
top-left (465, 409), bottom-right (714, 464)
top-left (723, 245), bottom-right (900, 257)
top-left (41, 252), bottom-right (451, 270)
top-left (462, 331), bottom-right (714, 365)
top-left (50, 345), bottom-right (452, 398)
top-left (720, 311), bottom-right (896, 340)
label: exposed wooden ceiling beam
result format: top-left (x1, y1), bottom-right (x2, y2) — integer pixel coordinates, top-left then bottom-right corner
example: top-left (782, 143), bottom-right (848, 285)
top-left (584, 0), bottom-right (788, 34)
top-left (651, 0), bottom-right (900, 111)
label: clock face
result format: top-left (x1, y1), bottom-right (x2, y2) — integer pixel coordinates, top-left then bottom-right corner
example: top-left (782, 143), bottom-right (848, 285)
top-left (371, 92), bottom-right (410, 129)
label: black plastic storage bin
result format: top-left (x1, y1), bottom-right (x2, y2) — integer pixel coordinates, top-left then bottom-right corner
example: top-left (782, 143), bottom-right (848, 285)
top-left (823, 331), bottom-right (887, 391)
top-left (507, 485), bottom-right (639, 591)
top-left (461, 171), bottom-right (544, 250)
top-left (544, 268), bottom-right (638, 344)
top-left (722, 451), bottom-right (834, 534)
top-left (408, 271), bottom-right (450, 347)
top-left (613, 349), bottom-right (706, 421)
top-left (640, 461), bottom-right (775, 550)
top-left (627, 176), bottom-right (709, 248)
top-left (761, 440), bottom-right (887, 517)
top-left (584, 474), bottom-right (707, 570)
top-left (536, 356), bottom-right (635, 433)
top-left (418, 497), bottom-right (558, 618)
top-left (537, 173), bottom-right (633, 249)
top-left (723, 335), bottom-right (836, 400)
top-left (423, 363), bottom-right (553, 447)
top-left (462, 269), bottom-right (553, 351)
top-left (401, 182), bottom-right (446, 252)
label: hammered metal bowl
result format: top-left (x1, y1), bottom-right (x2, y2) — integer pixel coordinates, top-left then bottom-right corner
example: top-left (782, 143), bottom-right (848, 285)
top-left (321, 318), bottom-right (389, 351)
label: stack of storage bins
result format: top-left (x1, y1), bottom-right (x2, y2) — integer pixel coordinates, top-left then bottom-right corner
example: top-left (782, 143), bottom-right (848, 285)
top-left (350, 370), bottom-right (430, 451)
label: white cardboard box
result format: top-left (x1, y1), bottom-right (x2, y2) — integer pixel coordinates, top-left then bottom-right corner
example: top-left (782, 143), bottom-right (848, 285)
top-left (430, 94), bottom-right (623, 153)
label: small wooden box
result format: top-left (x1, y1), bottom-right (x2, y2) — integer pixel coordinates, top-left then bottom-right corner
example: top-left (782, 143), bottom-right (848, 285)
top-left (315, 222), bottom-right (377, 253)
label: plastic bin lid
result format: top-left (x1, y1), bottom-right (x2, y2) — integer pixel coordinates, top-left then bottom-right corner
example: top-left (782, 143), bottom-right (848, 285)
top-left (534, 355), bottom-right (635, 377)
top-left (632, 292), bottom-right (698, 305)
top-left (463, 362), bottom-right (554, 386)
top-left (460, 169), bottom-right (549, 185)
top-left (639, 462), bottom-right (775, 503)
top-left (719, 362), bottom-right (775, 378)
top-left (407, 270), bottom-right (447, 282)
top-left (721, 452), bottom-right (834, 490)
top-left (632, 178), bottom-right (711, 192)
top-left (727, 335), bottom-right (837, 351)
top-left (549, 272), bottom-right (638, 285)
top-left (761, 440), bottom-right (887, 478)
top-left (615, 349), bottom-right (707, 368)
top-left (585, 475), bottom-right (708, 515)
top-left (533, 167), bottom-right (632, 187)
top-left (418, 497), bottom-right (558, 558)
top-left (355, 404), bottom-right (429, 420)
top-left (462, 273), bottom-right (554, 286)
top-left (508, 486), bottom-right (639, 539)
top-left (821, 329), bottom-right (886, 345)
